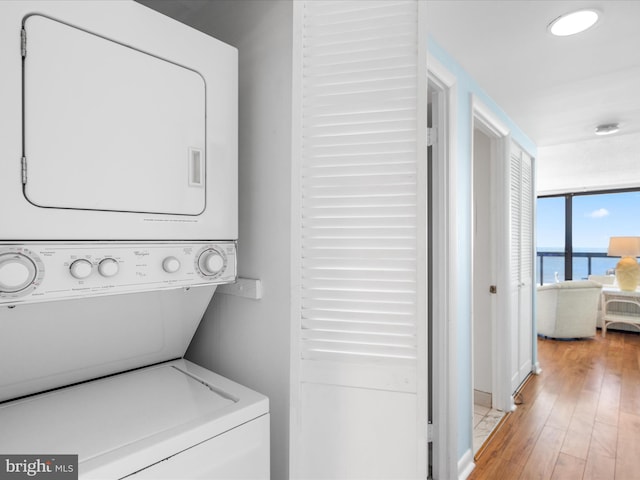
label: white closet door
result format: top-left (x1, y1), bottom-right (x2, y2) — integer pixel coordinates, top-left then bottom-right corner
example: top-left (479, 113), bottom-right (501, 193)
top-left (292, 1), bottom-right (427, 478)
top-left (509, 144), bottom-right (534, 392)
top-left (509, 148), bottom-right (522, 391)
top-left (518, 151), bottom-right (534, 384)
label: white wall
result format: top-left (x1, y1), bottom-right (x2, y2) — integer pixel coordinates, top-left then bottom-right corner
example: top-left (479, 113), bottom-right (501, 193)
top-left (138, 2), bottom-right (293, 478)
top-left (537, 131), bottom-right (640, 195)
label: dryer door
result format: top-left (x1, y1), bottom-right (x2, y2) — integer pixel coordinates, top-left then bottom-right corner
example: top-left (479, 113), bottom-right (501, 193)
top-left (23, 14), bottom-right (206, 216)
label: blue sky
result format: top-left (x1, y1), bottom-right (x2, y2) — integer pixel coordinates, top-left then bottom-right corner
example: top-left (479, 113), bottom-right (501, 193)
top-left (537, 191), bottom-right (640, 250)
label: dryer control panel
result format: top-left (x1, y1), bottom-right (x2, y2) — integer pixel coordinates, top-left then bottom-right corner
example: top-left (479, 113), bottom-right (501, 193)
top-left (0, 242), bottom-right (236, 305)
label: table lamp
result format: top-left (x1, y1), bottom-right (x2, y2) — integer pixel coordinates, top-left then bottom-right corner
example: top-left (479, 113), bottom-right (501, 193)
top-left (607, 236), bottom-right (640, 291)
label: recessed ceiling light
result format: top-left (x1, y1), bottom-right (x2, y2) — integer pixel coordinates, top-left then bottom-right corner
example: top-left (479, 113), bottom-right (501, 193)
top-left (595, 123), bottom-right (620, 136)
top-left (548, 9), bottom-right (600, 36)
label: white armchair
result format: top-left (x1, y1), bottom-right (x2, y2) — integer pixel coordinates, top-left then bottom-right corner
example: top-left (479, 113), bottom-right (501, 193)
top-left (587, 274), bottom-right (615, 286)
top-left (537, 280), bottom-right (602, 339)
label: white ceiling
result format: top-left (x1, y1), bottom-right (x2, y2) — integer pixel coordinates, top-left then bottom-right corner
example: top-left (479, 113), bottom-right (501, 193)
top-left (143, 0), bottom-right (640, 150)
top-left (426, 0), bottom-right (640, 147)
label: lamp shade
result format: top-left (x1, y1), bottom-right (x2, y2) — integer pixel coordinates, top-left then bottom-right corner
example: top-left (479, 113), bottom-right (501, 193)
top-left (607, 237), bottom-right (640, 257)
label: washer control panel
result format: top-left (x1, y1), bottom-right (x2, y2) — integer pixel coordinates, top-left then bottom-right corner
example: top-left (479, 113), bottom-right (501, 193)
top-left (0, 242), bottom-right (236, 305)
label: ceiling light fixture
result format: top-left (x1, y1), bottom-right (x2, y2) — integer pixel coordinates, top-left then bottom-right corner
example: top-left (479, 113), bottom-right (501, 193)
top-left (548, 9), bottom-right (600, 36)
top-left (595, 123), bottom-right (620, 136)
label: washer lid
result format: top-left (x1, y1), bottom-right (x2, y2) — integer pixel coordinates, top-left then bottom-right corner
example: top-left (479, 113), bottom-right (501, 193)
top-left (22, 14), bottom-right (206, 216)
top-left (0, 364), bottom-right (237, 461)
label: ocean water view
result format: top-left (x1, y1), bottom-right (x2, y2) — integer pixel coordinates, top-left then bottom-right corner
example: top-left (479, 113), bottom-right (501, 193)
top-left (536, 247), bottom-right (619, 285)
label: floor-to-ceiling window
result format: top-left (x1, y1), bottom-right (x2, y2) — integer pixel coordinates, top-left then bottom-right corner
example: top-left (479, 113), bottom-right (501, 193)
top-left (537, 188), bottom-right (640, 284)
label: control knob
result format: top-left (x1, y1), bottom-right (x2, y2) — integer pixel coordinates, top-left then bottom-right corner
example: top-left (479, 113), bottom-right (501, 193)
top-left (0, 253), bottom-right (37, 293)
top-left (98, 258), bottom-right (119, 277)
top-left (162, 256), bottom-right (181, 273)
top-left (70, 259), bottom-right (93, 279)
top-left (198, 249), bottom-right (225, 276)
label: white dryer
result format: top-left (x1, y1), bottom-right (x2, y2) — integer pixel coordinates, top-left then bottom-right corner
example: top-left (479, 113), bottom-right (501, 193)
top-left (0, 1), bottom-right (237, 240)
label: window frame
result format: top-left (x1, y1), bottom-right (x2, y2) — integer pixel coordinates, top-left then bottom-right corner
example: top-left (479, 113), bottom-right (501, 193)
top-left (537, 186), bottom-right (640, 283)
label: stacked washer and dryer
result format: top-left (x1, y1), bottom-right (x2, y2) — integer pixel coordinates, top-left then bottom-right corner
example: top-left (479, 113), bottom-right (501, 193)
top-left (0, 1), bottom-right (269, 478)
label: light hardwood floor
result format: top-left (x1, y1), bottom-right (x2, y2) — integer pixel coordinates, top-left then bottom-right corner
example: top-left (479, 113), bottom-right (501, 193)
top-left (469, 330), bottom-right (640, 480)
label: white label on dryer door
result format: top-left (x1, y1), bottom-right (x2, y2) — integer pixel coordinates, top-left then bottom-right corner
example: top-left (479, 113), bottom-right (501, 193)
top-left (22, 15), bottom-right (206, 216)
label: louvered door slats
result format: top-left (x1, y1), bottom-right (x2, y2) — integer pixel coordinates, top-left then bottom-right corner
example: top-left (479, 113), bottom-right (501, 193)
top-left (299, 0), bottom-right (418, 367)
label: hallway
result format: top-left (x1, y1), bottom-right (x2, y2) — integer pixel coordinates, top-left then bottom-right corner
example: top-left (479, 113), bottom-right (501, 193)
top-left (470, 330), bottom-right (640, 479)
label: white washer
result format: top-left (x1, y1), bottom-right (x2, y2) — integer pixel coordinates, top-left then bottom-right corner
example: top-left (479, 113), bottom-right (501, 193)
top-left (0, 1), bottom-right (238, 241)
top-left (0, 242), bottom-right (239, 401)
top-left (0, 360), bottom-right (269, 479)
top-left (0, 244), bottom-right (270, 479)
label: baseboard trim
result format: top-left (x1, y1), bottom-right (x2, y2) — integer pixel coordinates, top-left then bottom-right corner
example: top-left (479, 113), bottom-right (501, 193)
top-left (533, 361), bottom-right (542, 375)
top-left (473, 389), bottom-right (492, 408)
top-left (458, 448), bottom-right (475, 480)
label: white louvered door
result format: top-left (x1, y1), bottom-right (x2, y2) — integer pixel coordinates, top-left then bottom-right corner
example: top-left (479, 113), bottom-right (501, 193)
top-left (509, 144), bottom-right (534, 392)
top-left (518, 149), bottom-right (534, 386)
top-left (292, 1), bottom-right (427, 478)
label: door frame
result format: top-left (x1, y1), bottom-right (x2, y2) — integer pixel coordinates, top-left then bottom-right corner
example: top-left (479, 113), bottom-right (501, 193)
top-left (470, 123), bottom-right (496, 420)
top-left (471, 96), bottom-right (515, 414)
top-left (427, 55), bottom-right (458, 480)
